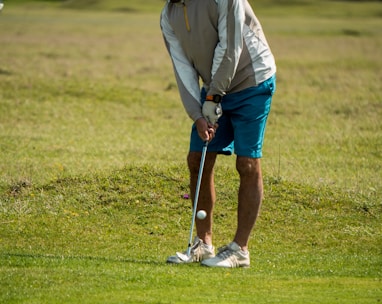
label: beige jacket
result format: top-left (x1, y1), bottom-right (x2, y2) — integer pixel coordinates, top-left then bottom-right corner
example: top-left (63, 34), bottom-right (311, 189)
top-left (160, 0), bottom-right (276, 121)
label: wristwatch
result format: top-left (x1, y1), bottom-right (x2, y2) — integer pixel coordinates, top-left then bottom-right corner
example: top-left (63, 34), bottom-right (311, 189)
top-left (206, 95), bottom-right (222, 103)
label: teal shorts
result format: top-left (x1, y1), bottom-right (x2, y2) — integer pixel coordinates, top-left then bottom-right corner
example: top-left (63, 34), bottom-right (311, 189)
top-left (190, 74), bottom-right (276, 158)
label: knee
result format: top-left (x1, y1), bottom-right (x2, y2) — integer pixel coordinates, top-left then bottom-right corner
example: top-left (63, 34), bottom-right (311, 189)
top-left (187, 152), bottom-right (201, 174)
top-left (187, 152), bottom-right (217, 175)
top-left (236, 157), bottom-right (261, 177)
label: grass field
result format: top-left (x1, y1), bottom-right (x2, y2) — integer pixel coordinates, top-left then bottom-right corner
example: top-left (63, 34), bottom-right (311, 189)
top-left (0, 0), bottom-right (381, 303)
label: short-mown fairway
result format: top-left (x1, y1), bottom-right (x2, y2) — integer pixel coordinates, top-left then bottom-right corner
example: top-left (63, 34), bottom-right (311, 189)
top-left (0, 1), bottom-right (381, 303)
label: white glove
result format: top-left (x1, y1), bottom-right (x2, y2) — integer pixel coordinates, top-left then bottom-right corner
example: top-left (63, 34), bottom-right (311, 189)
top-left (202, 101), bottom-right (222, 125)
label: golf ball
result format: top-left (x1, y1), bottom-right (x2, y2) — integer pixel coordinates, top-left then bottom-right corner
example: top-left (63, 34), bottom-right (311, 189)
top-left (196, 210), bottom-right (207, 220)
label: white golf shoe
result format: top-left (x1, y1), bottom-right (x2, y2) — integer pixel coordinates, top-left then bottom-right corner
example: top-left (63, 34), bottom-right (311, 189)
top-left (166, 237), bottom-right (215, 264)
top-left (201, 242), bottom-right (250, 268)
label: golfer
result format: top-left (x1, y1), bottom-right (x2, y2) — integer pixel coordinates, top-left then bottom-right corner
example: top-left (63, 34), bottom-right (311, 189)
top-left (161, 0), bottom-right (276, 267)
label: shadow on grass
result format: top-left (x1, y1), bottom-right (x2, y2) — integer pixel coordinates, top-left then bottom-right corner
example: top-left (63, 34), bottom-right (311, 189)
top-left (1, 252), bottom-right (166, 266)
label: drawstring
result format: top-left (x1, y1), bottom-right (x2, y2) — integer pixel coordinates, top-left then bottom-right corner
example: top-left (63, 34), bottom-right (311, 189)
top-left (170, 0), bottom-right (190, 32)
top-left (182, 2), bottom-right (191, 32)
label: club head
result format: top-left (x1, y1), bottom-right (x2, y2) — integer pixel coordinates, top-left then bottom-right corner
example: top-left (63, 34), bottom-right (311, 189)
top-left (176, 252), bottom-right (192, 263)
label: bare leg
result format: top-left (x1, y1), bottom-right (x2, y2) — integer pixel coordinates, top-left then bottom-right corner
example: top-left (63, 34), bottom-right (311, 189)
top-left (187, 151), bottom-right (217, 246)
top-left (234, 156), bottom-right (263, 251)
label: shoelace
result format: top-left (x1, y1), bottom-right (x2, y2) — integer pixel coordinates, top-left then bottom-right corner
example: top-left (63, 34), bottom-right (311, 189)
top-left (187, 239), bottom-right (204, 261)
top-left (189, 239), bottom-right (202, 254)
top-left (216, 246), bottom-right (235, 259)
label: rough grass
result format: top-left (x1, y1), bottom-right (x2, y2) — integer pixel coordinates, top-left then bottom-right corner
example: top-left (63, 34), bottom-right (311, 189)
top-left (1, 165), bottom-right (381, 303)
top-left (0, 1), bottom-right (381, 303)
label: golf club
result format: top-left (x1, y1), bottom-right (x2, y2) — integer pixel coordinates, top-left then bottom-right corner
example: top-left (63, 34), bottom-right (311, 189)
top-left (176, 141), bottom-right (208, 262)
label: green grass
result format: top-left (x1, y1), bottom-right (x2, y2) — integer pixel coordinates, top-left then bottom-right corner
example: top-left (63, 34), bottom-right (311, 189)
top-left (0, 1), bottom-right (381, 303)
top-left (1, 166), bottom-right (381, 303)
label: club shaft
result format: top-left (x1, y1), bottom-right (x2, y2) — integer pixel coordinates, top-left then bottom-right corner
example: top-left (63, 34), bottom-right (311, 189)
top-left (186, 141), bottom-right (208, 256)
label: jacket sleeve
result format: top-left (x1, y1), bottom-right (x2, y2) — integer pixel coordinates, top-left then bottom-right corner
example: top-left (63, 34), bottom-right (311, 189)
top-left (160, 9), bottom-right (203, 122)
top-left (208, 0), bottom-right (245, 96)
